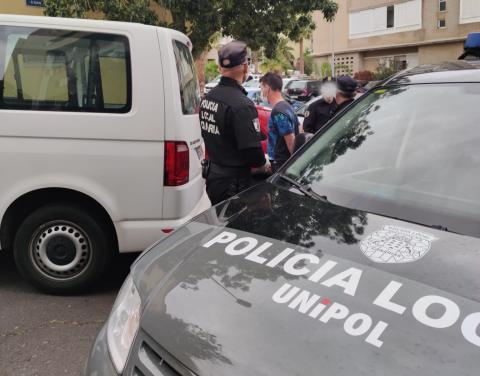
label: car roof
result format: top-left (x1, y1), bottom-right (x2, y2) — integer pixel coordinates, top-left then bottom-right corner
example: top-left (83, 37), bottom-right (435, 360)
top-left (0, 13), bottom-right (156, 30)
top-left (384, 60), bottom-right (480, 85)
top-left (0, 13), bottom-right (191, 41)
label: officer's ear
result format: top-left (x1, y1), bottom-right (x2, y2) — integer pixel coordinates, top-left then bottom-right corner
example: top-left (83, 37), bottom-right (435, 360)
top-left (241, 64), bottom-right (249, 83)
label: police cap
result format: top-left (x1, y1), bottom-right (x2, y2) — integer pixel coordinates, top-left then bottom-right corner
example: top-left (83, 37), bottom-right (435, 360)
top-left (336, 76), bottom-right (358, 97)
top-left (219, 41), bottom-right (248, 68)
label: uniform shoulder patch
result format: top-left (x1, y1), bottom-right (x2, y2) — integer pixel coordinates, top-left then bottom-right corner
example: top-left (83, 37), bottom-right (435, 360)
top-left (253, 118), bottom-right (260, 132)
top-left (305, 111), bottom-right (310, 118)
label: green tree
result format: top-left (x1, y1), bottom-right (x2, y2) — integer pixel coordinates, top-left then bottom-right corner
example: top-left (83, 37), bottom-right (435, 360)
top-left (44, 0), bottom-right (339, 88)
top-left (205, 61), bottom-right (219, 83)
top-left (44, 0), bottom-right (158, 24)
top-left (157, 0), bottom-right (222, 59)
top-left (260, 57), bottom-right (292, 75)
top-left (43, 0), bottom-right (92, 18)
top-left (221, 1), bottom-right (338, 59)
top-left (288, 13), bottom-right (316, 75)
top-left (276, 37), bottom-right (295, 66)
top-left (303, 52), bottom-right (314, 76)
top-left (320, 61), bottom-right (332, 78)
top-left (374, 64), bottom-right (397, 80)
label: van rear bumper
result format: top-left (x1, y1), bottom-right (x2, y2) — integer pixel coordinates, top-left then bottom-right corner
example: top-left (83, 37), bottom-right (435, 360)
top-left (114, 190), bottom-right (211, 252)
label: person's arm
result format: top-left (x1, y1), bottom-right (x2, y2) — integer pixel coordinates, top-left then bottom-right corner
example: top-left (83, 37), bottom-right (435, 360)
top-left (275, 112), bottom-right (296, 156)
top-left (232, 106), bottom-right (267, 168)
top-left (302, 105), bottom-right (316, 133)
top-left (283, 133), bottom-right (296, 155)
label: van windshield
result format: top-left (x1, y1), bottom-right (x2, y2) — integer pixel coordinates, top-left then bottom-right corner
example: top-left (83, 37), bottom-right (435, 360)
top-left (285, 84), bottom-right (480, 237)
top-left (172, 40), bottom-right (200, 115)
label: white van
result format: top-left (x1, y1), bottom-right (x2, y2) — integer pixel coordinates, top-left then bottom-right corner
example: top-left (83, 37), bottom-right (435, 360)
top-left (0, 15), bottom-right (210, 293)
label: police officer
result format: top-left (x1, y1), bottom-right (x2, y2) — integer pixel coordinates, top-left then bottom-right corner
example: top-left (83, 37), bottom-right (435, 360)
top-left (200, 41), bottom-right (267, 205)
top-left (333, 75), bottom-right (358, 115)
top-left (303, 78), bottom-right (338, 134)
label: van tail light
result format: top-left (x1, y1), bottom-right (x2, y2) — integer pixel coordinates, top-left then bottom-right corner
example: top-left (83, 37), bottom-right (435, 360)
top-left (302, 88), bottom-right (309, 96)
top-left (164, 141), bottom-right (189, 186)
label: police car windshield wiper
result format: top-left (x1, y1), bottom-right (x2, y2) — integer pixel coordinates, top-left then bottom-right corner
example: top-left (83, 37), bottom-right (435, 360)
top-left (276, 173), bottom-right (327, 202)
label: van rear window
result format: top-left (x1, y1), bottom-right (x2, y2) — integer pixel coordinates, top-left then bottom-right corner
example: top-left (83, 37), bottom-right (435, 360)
top-left (172, 40), bottom-right (200, 115)
top-left (0, 26), bottom-right (131, 113)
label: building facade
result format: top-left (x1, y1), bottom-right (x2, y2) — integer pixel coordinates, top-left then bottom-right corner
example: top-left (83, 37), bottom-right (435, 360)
top-left (0, 0), bottom-right (44, 16)
top-left (313, 0), bottom-right (480, 76)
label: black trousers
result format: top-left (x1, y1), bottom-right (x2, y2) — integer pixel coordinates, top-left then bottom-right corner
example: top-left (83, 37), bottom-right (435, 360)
top-left (206, 174), bottom-right (252, 205)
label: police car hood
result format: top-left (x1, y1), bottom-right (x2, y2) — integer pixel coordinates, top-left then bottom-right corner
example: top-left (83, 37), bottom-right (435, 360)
top-left (132, 182), bottom-right (480, 376)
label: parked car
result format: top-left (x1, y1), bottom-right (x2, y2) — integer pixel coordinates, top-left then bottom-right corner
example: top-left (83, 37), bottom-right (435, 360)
top-left (0, 15), bottom-right (211, 294)
top-left (286, 80), bottom-right (322, 101)
top-left (87, 59), bottom-right (480, 376)
top-left (281, 77), bottom-right (297, 92)
top-left (204, 75), bottom-right (221, 94)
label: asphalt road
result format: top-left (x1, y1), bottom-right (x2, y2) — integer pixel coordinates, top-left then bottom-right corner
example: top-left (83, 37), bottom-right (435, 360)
top-left (0, 251), bottom-right (138, 376)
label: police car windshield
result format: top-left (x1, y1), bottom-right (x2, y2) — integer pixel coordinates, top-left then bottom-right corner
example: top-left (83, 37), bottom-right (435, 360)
top-left (285, 84), bottom-right (480, 238)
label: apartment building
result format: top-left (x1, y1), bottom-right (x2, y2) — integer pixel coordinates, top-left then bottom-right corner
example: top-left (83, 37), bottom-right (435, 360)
top-left (312, 0), bottom-right (480, 75)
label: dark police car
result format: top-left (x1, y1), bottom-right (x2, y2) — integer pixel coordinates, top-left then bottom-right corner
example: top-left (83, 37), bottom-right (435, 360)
top-left (86, 53), bottom-right (480, 374)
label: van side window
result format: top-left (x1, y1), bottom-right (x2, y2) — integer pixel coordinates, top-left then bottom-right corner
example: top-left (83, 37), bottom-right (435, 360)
top-left (172, 40), bottom-right (200, 115)
top-left (0, 26), bottom-right (131, 113)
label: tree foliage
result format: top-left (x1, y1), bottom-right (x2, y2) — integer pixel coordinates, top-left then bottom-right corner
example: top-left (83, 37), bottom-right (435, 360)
top-left (303, 52), bottom-right (314, 76)
top-left (157, 0), bottom-right (223, 58)
top-left (374, 64), bottom-right (398, 80)
top-left (44, 0), bottom-right (158, 24)
top-left (221, 0), bottom-right (338, 58)
top-left (275, 38), bottom-right (295, 66)
top-left (260, 37), bottom-right (296, 75)
top-left (204, 61), bottom-right (220, 83)
top-left (44, 0), bottom-right (339, 61)
top-left (320, 61), bottom-right (332, 78)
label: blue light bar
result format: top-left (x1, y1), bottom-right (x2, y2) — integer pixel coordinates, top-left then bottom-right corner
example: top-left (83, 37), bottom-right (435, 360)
top-left (465, 33), bottom-right (480, 49)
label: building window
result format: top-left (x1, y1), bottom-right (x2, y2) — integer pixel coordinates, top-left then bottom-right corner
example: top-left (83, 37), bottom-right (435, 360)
top-left (349, 0), bottom-right (422, 39)
top-left (439, 0), bottom-right (447, 12)
top-left (387, 5), bottom-right (395, 28)
top-left (438, 18), bottom-right (447, 28)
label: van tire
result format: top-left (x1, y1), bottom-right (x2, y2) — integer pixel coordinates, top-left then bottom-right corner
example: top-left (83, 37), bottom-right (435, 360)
top-left (13, 204), bottom-right (113, 294)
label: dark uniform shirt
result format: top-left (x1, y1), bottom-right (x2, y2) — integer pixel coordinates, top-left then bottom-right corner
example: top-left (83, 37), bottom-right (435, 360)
top-left (302, 99), bottom-right (337, 133)
top-left (333, 98), bottom-right (355, 116)
top-left (200, 77), bottom-right (265, 167)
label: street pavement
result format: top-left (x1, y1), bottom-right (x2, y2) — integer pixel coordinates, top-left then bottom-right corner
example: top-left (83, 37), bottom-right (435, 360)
top-left (0, 251), bottom-right (138, 376)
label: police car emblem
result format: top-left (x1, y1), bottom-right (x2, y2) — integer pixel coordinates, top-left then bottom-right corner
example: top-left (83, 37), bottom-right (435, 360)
top-left (360, 225), bottom-right (436, 263)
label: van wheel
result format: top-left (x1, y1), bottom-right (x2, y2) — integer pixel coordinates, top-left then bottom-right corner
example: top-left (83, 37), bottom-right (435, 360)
top-left (13, 204), bottom-right (113, 294)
